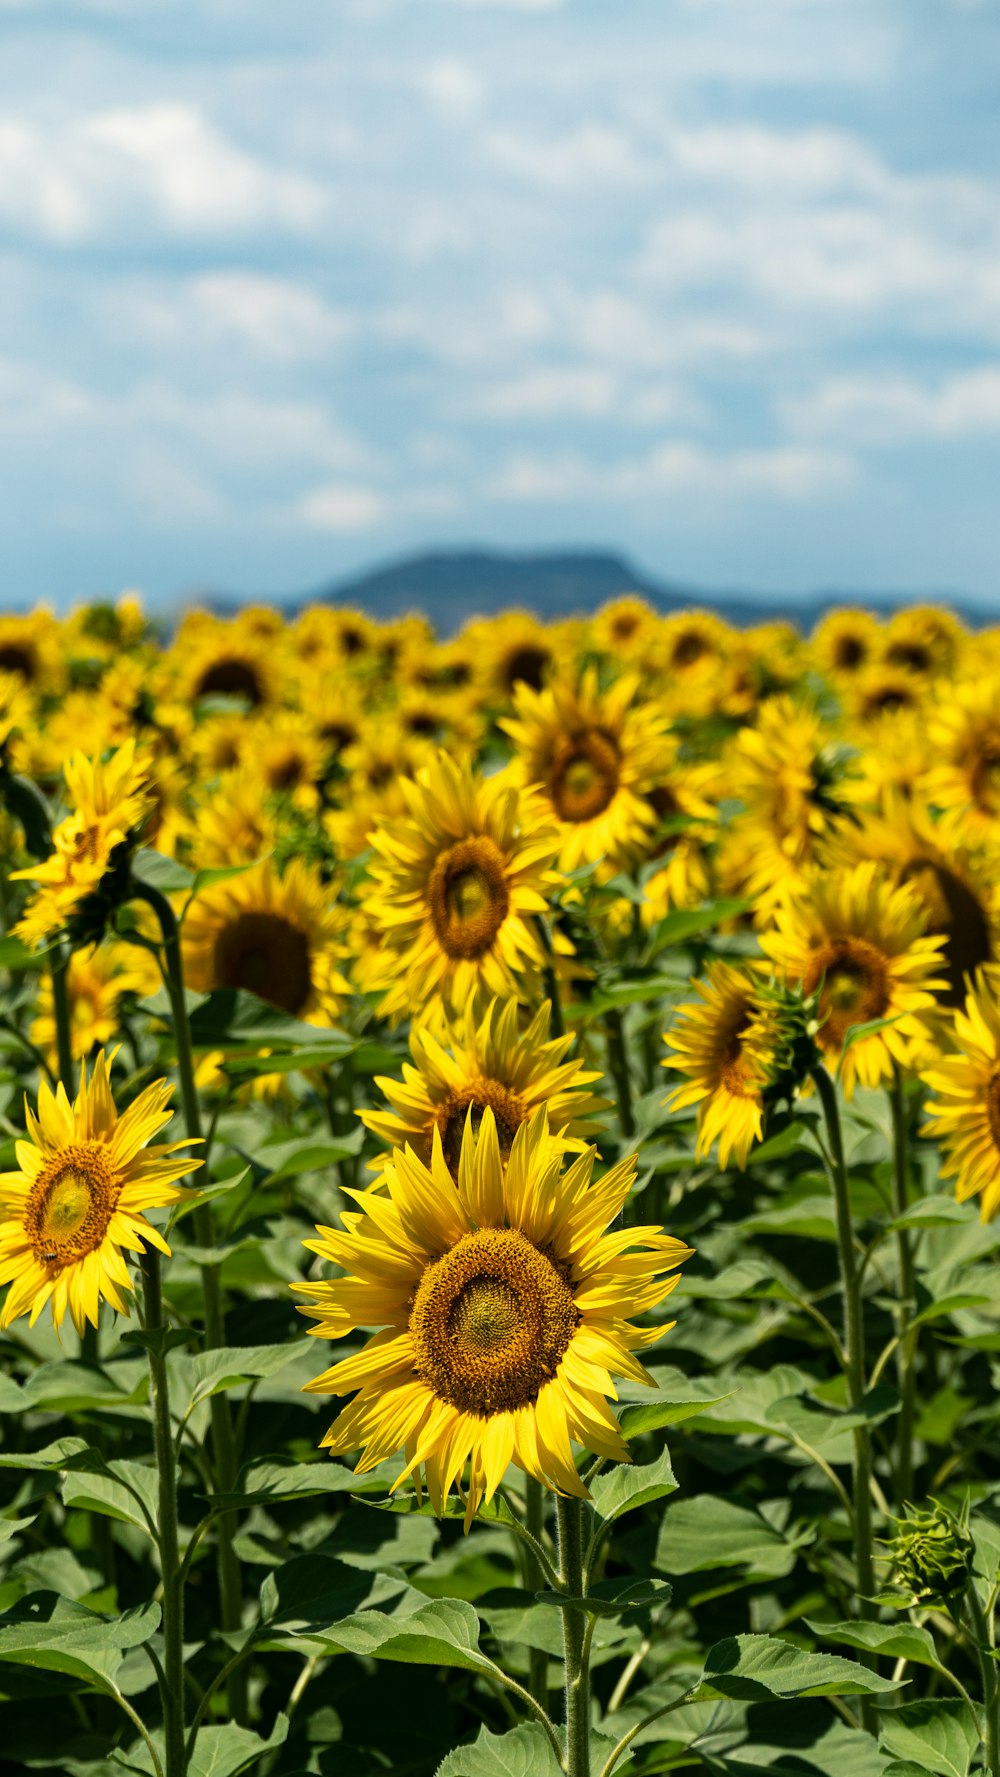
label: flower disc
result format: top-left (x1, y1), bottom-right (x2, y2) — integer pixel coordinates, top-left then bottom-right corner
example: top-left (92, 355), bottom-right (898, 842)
top-left (428, 836), bottom-right (511, 959)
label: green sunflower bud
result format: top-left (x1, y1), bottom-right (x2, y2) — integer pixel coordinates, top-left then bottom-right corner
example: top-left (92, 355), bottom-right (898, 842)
top-left (884, 1498), bottom-right (974, 1609)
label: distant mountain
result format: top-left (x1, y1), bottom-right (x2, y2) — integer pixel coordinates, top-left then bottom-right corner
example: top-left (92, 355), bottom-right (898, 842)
top-left (210, 545), bottom-right (982, 633)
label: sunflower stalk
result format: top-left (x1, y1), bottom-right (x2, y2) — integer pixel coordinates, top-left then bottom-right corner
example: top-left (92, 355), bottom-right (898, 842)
top-left (890, 1063), bottom-right (918, 1506)
top-left (129, 875), bottom-right (249, 1727)
top-left (556, 1493), bottom-right (591, 1777)
top-left (523, 1476), bottom-right (549, 1709)
top-left (812, 1064), bottom-right (878, 1727)
top-left (966, 1586), bottom-right (999, 1776)
top-left (605, 1010), bottom-right (635, 1141)
top-left (140, 1250), bottom-right (186, 1777)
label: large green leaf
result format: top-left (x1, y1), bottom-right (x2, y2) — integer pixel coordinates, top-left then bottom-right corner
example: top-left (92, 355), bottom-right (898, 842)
top-left (655, 1497), bottom-right (805, 1580)
top-left (807, 1618), bottom-right (941, 1668)
top-left (878, 1701), bottom-right (980, 1777)
top-left (694, 1701), bottom-right (889, 1776)
top-left (436, 1723), bottom-right (562, 1777)
top-left (589, 1447), bottom-right (677, 1526)
top-left (696, 1633), bottom-right (900, 1700)
top-left (617, 1366), bottom-right (737, 1440)
top-left (112, 1715), bottom-right (289, 1777)
top-left (182, 1341), bottom-right (313, 1412)
top-left (259, 1553), bottom-right (409, 1626)
top-left (300, 1596), bottom-right (499, 1674)
top-left (61, 1459), bottom-right (159, 1535)
top-left (0, 1595), bottom-right (159, 1693)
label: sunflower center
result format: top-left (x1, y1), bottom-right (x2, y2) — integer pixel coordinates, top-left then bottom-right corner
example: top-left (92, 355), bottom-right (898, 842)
top-left (987, 1069), bottom-right (1000, 1156)
top-left (900, 858), bottom-right (992, 1008)
top-left (409, 1227), bottom-right (579, 1416)
top-left (0, 643), bottom-right (35, 680)
top-left (805, 937), bottom-right (890, 1050)
top-left (213, 910), bottom-right (313, 1015)
top-left (195, 659), bottom-right (263, 705)
top-left (719, 1009), bottom-right (758, 1097)
top-left (267, 749), bottom-right (309, 792)
top-left (24, 1142), bottom-right (118, 1268)
top-left (550, 730), bottom-right (621, 824)
top-left (648, 784), bottom-right (682, 855)
top-left (428, 838), bottom-right (510, 960)
top-left (672, 632), bottom-right (708, 669)
top-left (970, 743), bottom-right (1000, 815)
top-left (834, 635), bottom-right (867, 672)
top-left (436, 1079), bottom-right (526, 1175)
top-left (503, 646), bottom-right (551, 693)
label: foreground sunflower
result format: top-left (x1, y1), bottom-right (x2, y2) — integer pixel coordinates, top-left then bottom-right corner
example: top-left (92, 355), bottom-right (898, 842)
top-left (663, 963), bottom-right (784, 1170)
top-left (0, 1051), bottom-right (201, 1334)
top-left (361, 995), bottom-right (608, 1174)
top-left (923, 968), bottom-right (1000, 1220)
top-left (759, 862), bottom-right (946, 1093)
top-left (297, 1108), bottom-right (691, 1524)
top-left (500, 668), bottom-right (673, 873)
top-left (364, 752), bottom-right (562, 1024)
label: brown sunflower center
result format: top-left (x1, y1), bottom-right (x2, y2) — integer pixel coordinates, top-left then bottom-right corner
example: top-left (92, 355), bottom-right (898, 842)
top-left (266, 749), bottom-right (309, 792)
top-left (886, 640), bottom-right (932, 675)
top-left (718, 1007), bottom-right (759, 1098)
top-left (805, 937), bottom-right (890, 1050)
top-left (987, 1068), bottom-right (1000, 1156)
top-left (212, 910), bottom-right (312, 1015)
top-left (0, 643), bottom-right (36, 680)
top-left (833, 634), bottom-right (867, 672)
top-left (24, 1142), bottom-right (119, 1269)
top-left (409, 1227), bottom-right (578, 1416)
top-left (436, 1078), bottom-right (526, 1175)
top-left (503, 646), bottom-right (550, 694)
top-left (428, 837), bottom-right (510, 960)
top-left (550, 730), bottom-right (621, 824)
top-left (900, 858), bottom-right (992, 1008)
top-left (195, 659), bottom-right (263, 705)
top-left (672, 631), bottom-right (709, 670)
top-left (969, 741), bottom-right (1000, 816)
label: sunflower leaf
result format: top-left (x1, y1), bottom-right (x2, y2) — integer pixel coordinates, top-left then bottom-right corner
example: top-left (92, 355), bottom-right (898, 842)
top-left (806, 1618), bottom-right (941, 1667)
top-left (298, 1596), bottom-right (498, 1674)
top-left (877, 1700), bottom-right (980, 1777)
top-left (589, 1447), bottom-right (678, 1525)
top-left (435, 1723), bottom-right (563, 1777)
top-left (0, 1595), bottom-right (160, 1695)
top-left (694, 1633), bottom-right (901, 1700)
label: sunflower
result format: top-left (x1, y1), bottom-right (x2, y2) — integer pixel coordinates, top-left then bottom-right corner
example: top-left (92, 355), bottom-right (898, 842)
top-left (0, 610), bottom-right (63, 692)
top-left (759, 862), bottom-right (946, 1093)
top-left (296, 1107), bottom-right (692, 1524)
top-left (811, 607), bottom-right (880, 681)
top-left (500, 668), bottom-right (673, 873)
top-left (881, 605), bottom-right (961, 679)
top-left (590, 595), bottom-right (661, 663)
top-left (31, 942), bottom-right (159, 1067)
top-left (923, 681), bottom-right (1000, 844)
top-left (663, 963), bottom-right (784, 1170)
top-left (12, 740), bottom-right (153, 946)
top-left (182, 858), bottom-right (349, 1025)
top-left (170, 615), bottom-right (284, 709)
top-left (636, 756), bottom-right (722, 922)
top-left (824, 799), bottom-right (1000, 1009)
top-left (189, 767), bottom-right (279, 868)
top-left (850, 707), bottom-right (932, 810)
top-left (653, 609), bottom-right (731, 683)
top-left (364, 752), bottom-right (562, 1024)
top-left (250, 710), bottom-right (327, 812)
top-left (0, 669), bottom-right (34, 753)
top-left (361, 995), bottom-right (609, 1174)
top-left (0, 1051), bottom-right (201, 1334)
top-left (848, 664), bottom-right (925, 726)
top-left (463, 611), bottom-right (558, 703)
top-left (923, 968), bottom-right (1000, 1220)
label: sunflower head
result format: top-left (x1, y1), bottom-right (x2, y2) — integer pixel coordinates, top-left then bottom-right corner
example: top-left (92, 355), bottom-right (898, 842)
top-left (182, 857), bottom-right (348, 1025)
top-left (664, 962), bottom-right (787, 1169)
top-left (0, 1051), bottom-right (201, 1334)
top-left (922, 966), bottom-right (1000, 1220)
top-left (297, 1107), bottom-right (692, 1525)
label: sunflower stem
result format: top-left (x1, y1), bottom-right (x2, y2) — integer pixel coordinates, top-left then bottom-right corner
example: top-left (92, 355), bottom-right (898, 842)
top-left (890, 1063), bottom-right (918, 1507)
top-left (129, 875), bottom-right (249, 1727)
top-left (140, 1251), bottom-right (185, 1777)
top-left (523, 1477), bottom-right (549, 1709)
top-left (535, 915), bottom-right (565, 1039)
top-left (50, 944), bottom-right (75, 1097)
top-left (967, 1586), bottom-right (999, 1776)
top-left (813, 1064), bottom-right (878, 1728)
top-left (605, 1010), bottom-right (635, 1142)
top-left (556, 1493), bottom-right (591, 1777)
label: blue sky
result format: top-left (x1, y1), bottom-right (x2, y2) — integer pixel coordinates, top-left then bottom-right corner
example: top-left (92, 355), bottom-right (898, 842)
top-left (2, 0), bottom-right (1000, 613)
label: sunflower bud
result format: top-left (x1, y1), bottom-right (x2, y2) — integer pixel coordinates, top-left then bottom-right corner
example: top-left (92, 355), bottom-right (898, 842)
top-left (885, 1499), bottom-right (974, 1609)
top-left (755, 977), bottom-right (824, 1103)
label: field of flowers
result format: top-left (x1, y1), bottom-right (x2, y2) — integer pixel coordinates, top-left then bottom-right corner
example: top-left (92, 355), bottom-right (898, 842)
top-left (1, 591), bottom-right (1000, 1777)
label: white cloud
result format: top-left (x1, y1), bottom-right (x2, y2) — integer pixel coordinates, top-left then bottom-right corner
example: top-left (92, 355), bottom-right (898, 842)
top-left (475, 366), bottom-right (618, 418)
top-left (298, 484), bottom-right (386, 531)
top-left (112, 272), bottom-right (353, 362)
top-left (419, 59), bottom-right (485, 119)
top-left (490, 440), bottom-right (854, 503)
top-left (785, 366), bottom-right (1000, 442)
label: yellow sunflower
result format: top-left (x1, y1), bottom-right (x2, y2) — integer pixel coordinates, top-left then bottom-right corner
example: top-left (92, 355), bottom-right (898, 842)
top-left (296, 1107), bottom-right (692, 1525)
top-left (169, 614), bottom-right (285, 709)
top-left (364, 752), bottom-right (562, 1024)
top-left (188, 767), bottom-right (279, 868)
top-left (652, 609), bottom-right (732, 684)
top-left (881, 604), bottom-right (961, 679)
top-left (500, 668), bottom-right (673, 874)
top-left (0, 1051), bottom-right (201, 1334)
top-left (759, 862), bottom-right (946, 1093)
top-left (12, 740), bottom-right (153, 946)
top-left (361, 995), bottom-right (609, 1173)
top-left (923, 968), bottom-right (1000, 1220)
top-left (590, 595), bottom-right (661, 663)
top-left (31, 942), bottom-right (160, 1067)
top-left (824, 798), bottom-right (1000, 1009)
top-left (811, 607), bottom-right (880, 681)
top-left (182, 858), bottom-right (349, 1025)
top-left (635, 756), bottom-right (722, 922)
top-left (923, 681), bottom-right (1000, 844)
top-left (0, 610), bottom-right (63, 692)
top-left (663, 963), bottom-right (783, 1170)
top-left (462, 610), bottom-right (559, 703)
top-left (249, 709), bottom-right (327, 812)
top-left (848, 663), bottom-right (926, 727)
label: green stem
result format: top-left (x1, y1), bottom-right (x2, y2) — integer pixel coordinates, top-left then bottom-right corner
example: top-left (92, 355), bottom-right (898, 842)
top-left (523, 1477), bottom-right (549, 1711)
top-left (556, 1494), bottom-right (590, 1777)
top-left (140, 1253), bottom-right (185, 1777)
top-left (967, 1588), bottom-right (999, 1775)
top-left (605, 1010), bottom-right (635, 1141)
top-left (129, 877), bottom-right (248, 1726)
top-left (891, 1064), bottom-right (917, 1506)
top-left (813, 1066), bottom-right (877, 1727)
top-left (50, 945), bottom-right (75, 1098)
top-left (535, 915), bottom-right (565, 1039)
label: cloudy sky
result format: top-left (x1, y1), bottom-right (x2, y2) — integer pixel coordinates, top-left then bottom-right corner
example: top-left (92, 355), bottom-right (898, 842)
top-left (3, 0), bottom-right (1000, 612)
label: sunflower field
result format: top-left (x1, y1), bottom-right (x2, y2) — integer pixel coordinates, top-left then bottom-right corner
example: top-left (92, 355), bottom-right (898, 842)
top-left (3, 592), bottom-right (1000, 1777)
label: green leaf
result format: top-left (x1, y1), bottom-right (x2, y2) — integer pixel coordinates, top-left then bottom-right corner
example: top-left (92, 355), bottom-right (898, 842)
top-left (259, 1553), bottom-right (408, 1626)
top-left (0, 1437), bottom-right (96, 1472)
top-left (655, 1496), bottom-right (803, 1579)
top-left (878, 1701), bottom-right (980, 1777)
top-left (0, 1595), bottom-right (160, 1694)
top-left (184, 1341), bottom-right (312, 1411)
top-left (535, 1577), bottom-right (671, 1619)
top-left (114, 1715), bottom-right (289, 1777)
top-left (696, 1633), bottom-right (900, 1700)
top-left (12, 1361), bottom-right (148, 1416)
top-left (253, 1133), bottom-right (363, 1179)
top-left (120, 1327), bottom-right (199, 1360)
top-left (749, 1120), bottom-right (821, 1165)
top-left (300, 1596), bottom-right (498, 1674)
top-left (617, 1375), bottom-right (737, 1441)
top-left (213, 1455), bottom-right (402, 1507)
top-left (695, 1701), bottom-right (888, 1776)
top-left (589, 1448), bottom-right (677, 1526)
top-left (0, 935), bottom-right (43, 971)
top-left (61, 1460), bottom-right (159, 1535)
top-left (189, 859), bottom-right (265, 899)
top-left (806, 1618), bottom-right (941, 1668)
top-left (436, 1723), bottom-right (562, 1777)
top-left (130, 848), bottom-right (195, 894)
